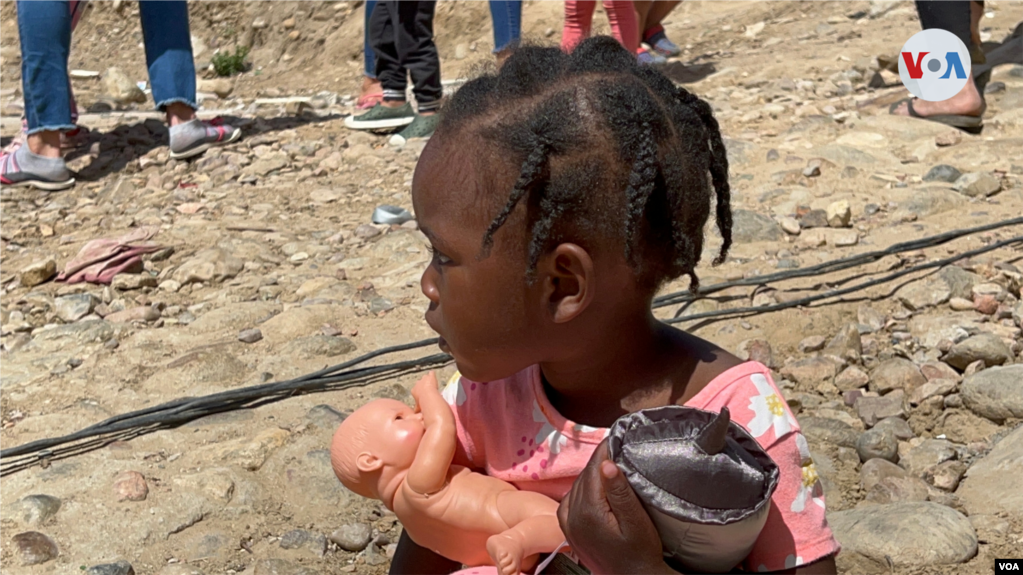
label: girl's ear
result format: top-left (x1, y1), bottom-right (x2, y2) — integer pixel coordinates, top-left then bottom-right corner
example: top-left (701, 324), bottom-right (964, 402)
top-left (356, 452), bottom-right (384, 473)
top-left (540, 243), bottom-right (595, 323)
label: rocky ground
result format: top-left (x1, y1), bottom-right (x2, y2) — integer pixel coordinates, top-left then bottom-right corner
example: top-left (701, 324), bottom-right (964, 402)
top-left (2, 1), bottom-right (1023, 574)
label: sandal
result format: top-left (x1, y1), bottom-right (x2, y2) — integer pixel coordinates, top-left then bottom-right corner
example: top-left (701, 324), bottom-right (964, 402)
top-left (888, 97), bottom-right (984, 135)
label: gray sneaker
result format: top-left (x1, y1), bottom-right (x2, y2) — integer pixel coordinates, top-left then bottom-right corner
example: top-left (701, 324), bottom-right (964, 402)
top-left (388, 114), bottom-right (439, 147)
top-left (345, 102), bottom-right (415, 130)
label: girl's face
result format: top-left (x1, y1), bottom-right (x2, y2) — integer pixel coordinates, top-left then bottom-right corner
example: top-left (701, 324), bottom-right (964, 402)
top-left (411, 134), bottom-right (550, 382)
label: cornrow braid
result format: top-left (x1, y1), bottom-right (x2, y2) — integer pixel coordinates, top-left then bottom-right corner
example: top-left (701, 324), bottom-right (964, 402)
top-left (622, 121), bottom-right (659, 265)
top-left (437, 36), bottom-right (734, 293)
top-left (480, 136), bottom-right (550, 256)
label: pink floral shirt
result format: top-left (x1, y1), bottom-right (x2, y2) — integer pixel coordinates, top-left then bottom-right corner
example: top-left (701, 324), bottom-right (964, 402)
top-left (442, 361), bottom-right (840, 572)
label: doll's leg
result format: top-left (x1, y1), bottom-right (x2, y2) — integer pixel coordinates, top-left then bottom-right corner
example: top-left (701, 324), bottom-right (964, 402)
top-left (487, 491), bottom-right (563, 575)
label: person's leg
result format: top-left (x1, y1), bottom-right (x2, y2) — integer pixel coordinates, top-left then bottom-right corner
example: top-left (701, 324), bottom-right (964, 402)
top-left (3, 1), bottom-right (75, 189)
top-left (139, 0), bottom-right (241, 158)
top-left (490, 0), bottom-right (522, 65)
top-left (603, 0), bottom-right (639, 54)
top-left (396, 1), bottom-right (442, 115)
top-left (346, 1), bottom-right (416, 130)
top-left (387, 1), bottom-right (443, 145)
top-left (561, 1), bottom-right (596, 53)
top-left (641, 0), bottom-right (682, 57)
top-left (359, 0), bottom-right (383, 108)
top-left (892, 1), bottom-right (984, 119)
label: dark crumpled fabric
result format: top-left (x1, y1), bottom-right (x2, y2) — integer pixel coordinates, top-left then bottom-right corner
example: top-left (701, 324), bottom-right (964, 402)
top-left (608, 406), bottom-right (779, 573)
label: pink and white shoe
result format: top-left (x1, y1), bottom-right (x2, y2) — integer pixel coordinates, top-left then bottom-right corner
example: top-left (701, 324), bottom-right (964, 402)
top-left (168, 117), bottom-right (242, 160)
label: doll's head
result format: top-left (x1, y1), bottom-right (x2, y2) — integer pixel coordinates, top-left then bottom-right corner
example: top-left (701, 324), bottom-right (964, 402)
top-left (412, 37), bottom-right (732, 383)
top-left (330, 399), bottom-right (425, 502)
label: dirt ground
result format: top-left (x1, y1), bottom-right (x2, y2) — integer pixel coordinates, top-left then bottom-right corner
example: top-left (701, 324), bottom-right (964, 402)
top-left (1, 1), bottom-right (1023, 574)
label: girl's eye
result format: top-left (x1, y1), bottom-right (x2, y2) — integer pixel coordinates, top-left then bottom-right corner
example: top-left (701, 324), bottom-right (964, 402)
top-left (429, 246), bottom-right (452, 266)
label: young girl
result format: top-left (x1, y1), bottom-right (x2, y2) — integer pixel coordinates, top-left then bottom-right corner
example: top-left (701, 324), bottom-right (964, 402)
top-left (393, 36), bottom-right (840, 574)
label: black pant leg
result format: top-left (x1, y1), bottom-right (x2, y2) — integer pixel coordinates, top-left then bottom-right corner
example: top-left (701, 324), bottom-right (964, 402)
top-left (915, 0), bottom-right (972, 48)
top-left (371, 1), bottom-right (407, 101)
top-left (394, 1), bottom-right (442, 110)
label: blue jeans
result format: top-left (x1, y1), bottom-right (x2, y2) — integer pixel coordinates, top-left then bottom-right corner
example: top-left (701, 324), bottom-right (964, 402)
top-left (17, 0), bottom-right (197, 134)
top-left (364, 0), bottom-right (377, 78)
top-left (489, 0), bottom-right (522, 53)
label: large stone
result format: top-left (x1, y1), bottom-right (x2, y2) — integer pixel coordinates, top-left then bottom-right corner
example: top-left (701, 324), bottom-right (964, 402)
top-left (114, 471), bottom-right (148, 502)
top-left (55, 293), bottom-right (98, 323)
top-left (898, 278), bottom-right (952, 310)
top-left (953, 172), bottom-right (1001, 197)
top-left (834, 366), bottom-right (870, 392)
top-left (857, 426), bottom-right (899, 463)
top-left (731, 209), bottom-right (784, 242)
top-left (900, 439), bottom-right (958, 476)
top-left (828, 502), bottom-right (977, 566)
top-left (799, 416), bottom-right (860, 448)
top-left (173, 249), bottom-right (244, 285)
top-left (873, 417), bottom-right (915, 440)
top-left (103, 67), bottom-right (146, 104)
top-left (20, 258), bottom-right (57, 287)
top-left (960, 364), bottom-right (1023, 422)
top-left (909, 378), bottom-right (957, 405)
top-left (6, 494), bottom-right (61, 526)
top-left (780, 356), bottom-right (843, 385)
top-left (329, 523), bottom-right (372, 552)
top-left (863, 475), bottom-right (930, 504)
top-left (855, 390), bottom-right (906, 427)
top-left (12, 531), bottom-right (59, 565)
top-left (826, 200), bottom-right (852, 227)
top-left (857, 305), bottom-right (885, 333)
top-left (242, 153), bottom-right (289, 177)
top-left (922, 164), bottom-right (961, 183)
top-left (860, 458), bottom-right (909, 491)
top-left (869, 358), bottom-right (925, 394)
top-left (279, 529), bottom-right (327, 558)
top-left (943, 333), bottom-right (1013, 370)
top-left (956, 425), bottom-right (1023, 516)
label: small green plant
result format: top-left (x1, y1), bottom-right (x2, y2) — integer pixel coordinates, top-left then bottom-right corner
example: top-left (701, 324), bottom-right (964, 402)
top-left (211, 46), bottom-right (249, 77)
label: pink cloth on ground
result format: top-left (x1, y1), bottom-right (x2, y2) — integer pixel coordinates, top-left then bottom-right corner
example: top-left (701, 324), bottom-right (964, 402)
top-left (442, 362), bottom-right (841, 573)
top-left (561, 1), bottom-right (639, 54)
top-left (56, 227), bottom-right (163, 285)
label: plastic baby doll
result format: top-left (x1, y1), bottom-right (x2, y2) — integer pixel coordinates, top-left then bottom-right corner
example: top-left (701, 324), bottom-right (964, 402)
top-left (331, 372), bottom-right (565, 575)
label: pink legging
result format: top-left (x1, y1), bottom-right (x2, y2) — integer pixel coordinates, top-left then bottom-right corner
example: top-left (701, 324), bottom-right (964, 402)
top-left (561, 1), bottom-right (639, 54)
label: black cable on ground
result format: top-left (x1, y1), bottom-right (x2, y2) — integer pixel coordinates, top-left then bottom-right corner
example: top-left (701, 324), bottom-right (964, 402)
top-left (3, 219), bottom-right (1021, 475)
top-left (653, 216), bottom-right (1023, 308)
top-left (665, 235), bottom-right (1023, 325)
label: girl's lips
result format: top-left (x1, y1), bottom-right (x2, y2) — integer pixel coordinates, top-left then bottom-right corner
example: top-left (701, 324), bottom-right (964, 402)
top-left (438, 337), bottom-right (451, 353)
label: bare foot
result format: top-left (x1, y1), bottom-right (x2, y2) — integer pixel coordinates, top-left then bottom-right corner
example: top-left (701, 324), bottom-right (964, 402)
top-left (891, 72), bottom-right (985, 118)
top-left (361, 75), bottom-right (382, 98)
top-left (487, 534), bottom-right (525, 575)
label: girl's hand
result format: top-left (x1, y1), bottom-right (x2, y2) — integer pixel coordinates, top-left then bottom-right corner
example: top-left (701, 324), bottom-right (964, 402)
top-left (557, 440), bottom-right (674, 575)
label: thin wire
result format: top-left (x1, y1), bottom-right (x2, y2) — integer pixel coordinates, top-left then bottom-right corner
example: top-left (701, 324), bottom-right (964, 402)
top-left (3, 219), bottom-right (1021, 475)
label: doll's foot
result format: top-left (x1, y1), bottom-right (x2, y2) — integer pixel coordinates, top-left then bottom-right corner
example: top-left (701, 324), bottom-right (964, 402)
top-left (487, 534), bottom-right (525, 575)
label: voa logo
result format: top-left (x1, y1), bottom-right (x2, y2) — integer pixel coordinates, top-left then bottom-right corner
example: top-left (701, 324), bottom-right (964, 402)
top-left (898, 28), bottom-right (971, 101)
top-left (998, 561), bottom-right (1021, 571)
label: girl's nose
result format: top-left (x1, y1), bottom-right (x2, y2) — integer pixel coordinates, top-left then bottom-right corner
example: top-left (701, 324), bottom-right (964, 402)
top-left (421, 268), bottom-right (440, 304)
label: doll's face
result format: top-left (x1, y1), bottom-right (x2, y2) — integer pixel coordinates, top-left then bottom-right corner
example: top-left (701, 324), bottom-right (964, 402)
top-left (352, 399), bottom-right (426, 472)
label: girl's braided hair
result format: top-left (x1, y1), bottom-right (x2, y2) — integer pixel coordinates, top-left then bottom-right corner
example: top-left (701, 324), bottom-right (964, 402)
top-left (437, 36), bottom-right (732, 293)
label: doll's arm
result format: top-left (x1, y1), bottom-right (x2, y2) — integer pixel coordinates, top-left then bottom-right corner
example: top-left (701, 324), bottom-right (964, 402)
top-left (406, 372), bottom-right (457, 495)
